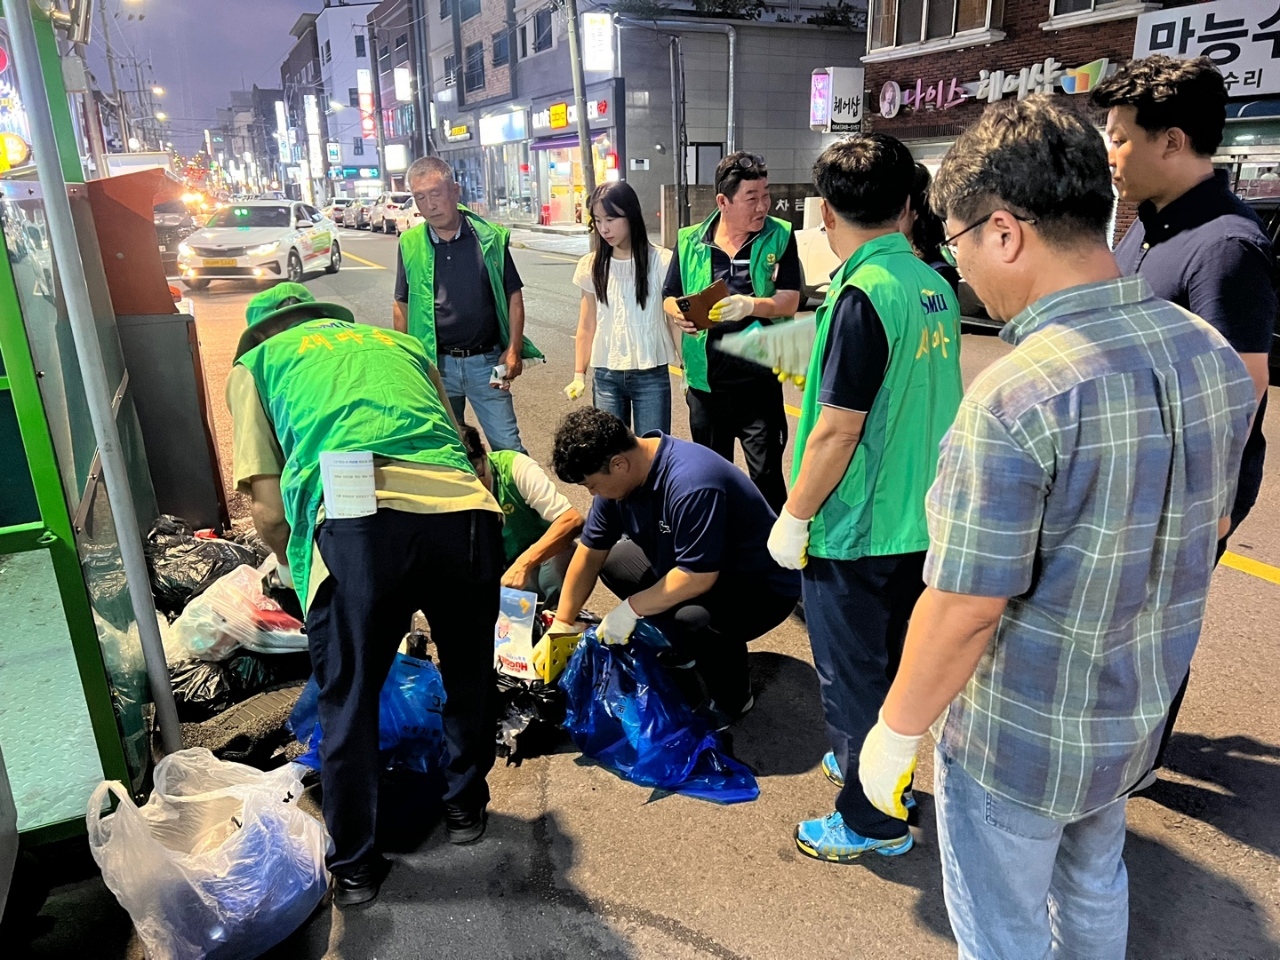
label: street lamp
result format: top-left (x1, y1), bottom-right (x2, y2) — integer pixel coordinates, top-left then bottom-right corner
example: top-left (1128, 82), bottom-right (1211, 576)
top-left (155, 111), bottom-right (167, 121)
top-left (151, 85), bottom-right (164, 96)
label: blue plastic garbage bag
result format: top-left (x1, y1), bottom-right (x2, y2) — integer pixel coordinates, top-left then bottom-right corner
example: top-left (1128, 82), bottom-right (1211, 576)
top-left (561, 623), bottom-right (760, 803)
top-left (288, 653), bottom-right (448, 774)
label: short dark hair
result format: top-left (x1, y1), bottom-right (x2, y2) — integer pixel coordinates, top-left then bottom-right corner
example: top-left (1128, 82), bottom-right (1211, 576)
top-left (931, 95), bottom-right (1114, 247)
top-left (908, 163), bottom-right (946, 261)
top-left (458, 422), bottom-right (486, 462)
top-left (1090, 55), bottom-right (1226, 157)
top-left (552, 408), bottom-right (637, 484)
top-left (715, 150), bottom-right (768, 200)
top-left (812, 135), bottom-right (915, 227)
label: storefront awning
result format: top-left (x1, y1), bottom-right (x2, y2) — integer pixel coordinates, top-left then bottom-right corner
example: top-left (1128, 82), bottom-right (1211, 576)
top-left (530, 134), bottom-right (582, 152)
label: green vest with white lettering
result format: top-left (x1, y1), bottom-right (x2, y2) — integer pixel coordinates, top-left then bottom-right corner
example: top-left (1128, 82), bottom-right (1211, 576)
top-left (675, 212), bottom-right (793, 392)
top-left (489, 449), bottom-right (551, 564)
top-left (238, 319), bottom-right (473, 608)
top-left (793, 232), bottom-right (963, 560)
top-left (398, 205), bottom-right (543, 361)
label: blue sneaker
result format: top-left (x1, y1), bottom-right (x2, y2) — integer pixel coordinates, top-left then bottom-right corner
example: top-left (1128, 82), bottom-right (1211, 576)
top-left (821, 752), bottom-right (917, 812)
top-left (795, 812), bottom-right (913, 863)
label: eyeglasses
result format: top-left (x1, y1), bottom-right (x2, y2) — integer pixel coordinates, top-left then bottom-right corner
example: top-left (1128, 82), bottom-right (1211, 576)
top-left (716, 154), bottom-right (766, 195)
top-left (940, 212), bottom-right (1037, 266)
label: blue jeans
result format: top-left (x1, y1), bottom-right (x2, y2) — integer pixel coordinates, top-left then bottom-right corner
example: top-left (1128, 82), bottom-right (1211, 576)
top-left (934, 747), bottom-right (1129, 960)
top-left (593, 366), bottom-right (671, 436)
top-left (439, 348), bottom-right (525, 453)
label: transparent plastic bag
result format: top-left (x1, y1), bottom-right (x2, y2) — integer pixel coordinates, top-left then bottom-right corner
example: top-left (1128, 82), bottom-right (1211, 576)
top-left (167, 562), bottom-right (306, 663)
top-left (87, 749), bottom-right (330, 960)
top-left (561, 623), bottom-right (760, 804)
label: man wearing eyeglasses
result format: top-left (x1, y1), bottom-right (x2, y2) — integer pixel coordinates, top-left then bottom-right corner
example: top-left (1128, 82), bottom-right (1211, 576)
top-left (857, 96), bottom-right (1254, 958)
top-left (662, 151), bottom-right (802, 513)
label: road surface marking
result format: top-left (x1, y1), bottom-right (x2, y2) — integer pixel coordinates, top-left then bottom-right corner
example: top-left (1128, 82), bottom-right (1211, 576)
top-left (1221, 551), bottom-right (1280, 586)
top-left (538, 252), bottom-right (580, 263)
top-left (342, 251), bottom-right (386, 269)
top-left (668, 365), bottom-right (802, 417)
top-left (335, 265), bottom-right (381, 271)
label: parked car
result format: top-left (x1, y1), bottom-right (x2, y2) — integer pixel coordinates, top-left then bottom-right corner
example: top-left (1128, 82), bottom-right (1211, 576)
top-left (153, 199), bottom-right (199, 277)
top-left (1243, 198), bottom-right (1280, 384)
top-left (176, 200), bottom-right (340, 290)
top-left (394, 197), bottom-right (425, 235)
top-left (342, 198), bottom-right (373, 229)
top-left (323, 197), bottom-right (353, 222)
top-left (370, 192), bottom-right (412, 233)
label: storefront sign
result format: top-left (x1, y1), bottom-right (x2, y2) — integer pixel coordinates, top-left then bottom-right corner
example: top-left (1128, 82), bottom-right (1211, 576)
top-left (811, 68), bottom-right (864, 132)
top-left (333, 166), bottom-right (380, 179)
top-left (0, 130), bottom-right (29, 168)
top-left (880, 56), bottom-right (1113, 117)
top-left (1135, 1), bottom-right (1280, 97)
top-left (531, 98), bottom-right (612, 137)
top-left (394, 66), bottom-right (413, 103)
top-left (274, 100), bottom-right (290, 162)
top-left (479, 110), bottom-right (528, 145)
top-left (446, 123), bottom-right (472, 142)
top-left (326, 141), bottom-right (341, 163)
top-left (385, 143), bottom-right (409, 172)
top-left (357, 68), bottom-right (376, 137)
top-left (549, 103), bottom-right (569, 129)
top-left (582, 12), bottom-right (614, 72)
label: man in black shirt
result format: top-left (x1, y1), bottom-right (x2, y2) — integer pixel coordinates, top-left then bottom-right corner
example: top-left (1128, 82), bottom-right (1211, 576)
top-left (394, 156), bottom-right (537, 453)
top-left (1093, 55), bottom-right (1277, 780)
top-left (662, 152), bottom-right (803, 512)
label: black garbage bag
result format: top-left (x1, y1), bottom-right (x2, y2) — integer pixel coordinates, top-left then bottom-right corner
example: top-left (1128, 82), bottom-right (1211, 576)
top-left (171, 651), bottom-right (313, 723)
top-left (495, 672), bottom-right (567, 763)
top-left (146, 516), bottom-right (260, 617)
top-left (225, 527), bottom-right (272, 565)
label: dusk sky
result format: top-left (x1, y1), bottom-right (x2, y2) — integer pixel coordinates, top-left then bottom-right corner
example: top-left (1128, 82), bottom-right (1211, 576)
top-left (85, 0), bottom-right (316, 152)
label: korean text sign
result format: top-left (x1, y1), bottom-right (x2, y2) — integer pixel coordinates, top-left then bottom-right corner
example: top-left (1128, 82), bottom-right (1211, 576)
top-left (1134, 0), bottom-right (1280, 97)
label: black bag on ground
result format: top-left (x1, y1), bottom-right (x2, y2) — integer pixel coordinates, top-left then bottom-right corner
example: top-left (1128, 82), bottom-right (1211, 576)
top-left (495, 672), bottom-right (567, 763)
top-left (170, 651), bottom-right (312, 723)
top-left (146, 516), bottom-right (260, 617)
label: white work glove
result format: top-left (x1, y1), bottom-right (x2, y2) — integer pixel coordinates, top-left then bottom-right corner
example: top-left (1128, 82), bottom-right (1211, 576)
top-left (707, 294), bottom-right (754, 324)
top-left (548, 618), bottom-right (580, 636)
top-left (858, 710), bottom-right (922, 821)
top-left (597, 598), bottom-right (639, 646)
top-left (563, 374), bottom-right (587, 400)
top-left (768, 507), bottom-right (811, 570)
top-left (273, 556), bottom-right (295, 589)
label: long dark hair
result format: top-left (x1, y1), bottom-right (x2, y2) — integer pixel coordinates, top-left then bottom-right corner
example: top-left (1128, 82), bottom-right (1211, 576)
top-left (588, 181), bottom-right (652, 311)
top-left (908, 163), bottom-right (947, 264)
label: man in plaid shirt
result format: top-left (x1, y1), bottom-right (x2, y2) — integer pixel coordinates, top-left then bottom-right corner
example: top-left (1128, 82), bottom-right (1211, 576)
top-left (857, 96), bottom-right (1256, 958)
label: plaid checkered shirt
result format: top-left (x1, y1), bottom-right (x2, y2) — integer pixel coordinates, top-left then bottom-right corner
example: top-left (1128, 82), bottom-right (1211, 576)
top-left (925, 275), bottom-right (1256, 820)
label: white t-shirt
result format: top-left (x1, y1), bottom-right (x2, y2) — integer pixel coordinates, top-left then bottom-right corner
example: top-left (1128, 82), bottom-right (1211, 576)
top-left (573, 247), bottom-right (680, 371)
top-left (510, 453), bottom-right (574, 523)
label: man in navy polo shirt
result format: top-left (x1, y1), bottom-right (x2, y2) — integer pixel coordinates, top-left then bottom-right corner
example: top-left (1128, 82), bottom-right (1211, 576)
top-left (1093, 56), bottom-right (1276, 779)
top-left (549, 407), bottom-right (800, 726)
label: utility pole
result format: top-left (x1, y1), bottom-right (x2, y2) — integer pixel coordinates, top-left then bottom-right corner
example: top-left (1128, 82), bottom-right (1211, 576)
top-left (563, 0), bottom-right (596, 202)
top-left (98, 0), bottom-right (128, 149)
top-left (368, 21), bottom-right (389, 188)
top-left (132, 59), bottom-right (150, 149)
top-left (410, 0), bottom-right (436, 157)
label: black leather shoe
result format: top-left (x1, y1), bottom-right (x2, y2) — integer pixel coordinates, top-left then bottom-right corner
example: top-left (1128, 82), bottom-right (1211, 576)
top-left (332, 855), bottom-right (391, 907)
top-left (444, 804), bottom-right (487, 845)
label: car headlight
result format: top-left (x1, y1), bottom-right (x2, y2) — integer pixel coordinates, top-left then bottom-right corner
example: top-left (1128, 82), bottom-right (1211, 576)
top-left (178, 241), bottom-right (193, 256)
top-left (248, 241), bottom-right (281, 257)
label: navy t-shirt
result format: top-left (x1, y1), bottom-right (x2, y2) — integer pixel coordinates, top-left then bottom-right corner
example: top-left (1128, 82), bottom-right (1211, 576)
top-left (1114, 170), bottom-right (1276, 522)
top-left (818, 286), bottom-right (889, 413)
top-left (580, 433), bottom-right (800, 596)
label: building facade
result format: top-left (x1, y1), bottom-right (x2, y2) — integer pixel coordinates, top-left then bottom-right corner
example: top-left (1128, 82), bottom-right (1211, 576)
top-left (281, 13), bottom-right (329, 204)
top-left (369, 0), bottom-right (426, 189)
top-left (316, 0), bottom-right (382, 198)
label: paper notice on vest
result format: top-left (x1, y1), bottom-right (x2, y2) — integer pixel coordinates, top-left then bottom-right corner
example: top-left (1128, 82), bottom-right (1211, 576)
top-left (319, 451), bottom-right (378, 519)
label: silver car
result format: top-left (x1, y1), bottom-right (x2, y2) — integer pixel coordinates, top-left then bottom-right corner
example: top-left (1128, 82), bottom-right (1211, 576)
top-left (370, 192), bottom-right (413, 234)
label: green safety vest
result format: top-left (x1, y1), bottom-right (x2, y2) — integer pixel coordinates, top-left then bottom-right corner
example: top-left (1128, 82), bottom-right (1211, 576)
top-left (238, 318), bottom-right (474, 607)
top-left (676, 212), bottom-right (793, 392)
top-left (793, 232), bottom-right (963, 561)
top-left (490, 449), bottom-right (551, 564)
top-left (398, 205), bottom-right (543, 361)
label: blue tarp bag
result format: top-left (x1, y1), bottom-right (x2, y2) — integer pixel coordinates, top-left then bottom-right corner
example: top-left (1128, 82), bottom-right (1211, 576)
top-left (561, 622), bottom-right (760, 804)
top-left (287, 653), bottom-right (448, 774)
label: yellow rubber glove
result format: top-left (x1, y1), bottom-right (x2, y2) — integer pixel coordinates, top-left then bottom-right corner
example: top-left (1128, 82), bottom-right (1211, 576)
top-left (563, 375), bottom-right (587, 401)
top-left (707, 294), bottom-right (754, 324)
top-left (858, 710), bottom-right (922, 821)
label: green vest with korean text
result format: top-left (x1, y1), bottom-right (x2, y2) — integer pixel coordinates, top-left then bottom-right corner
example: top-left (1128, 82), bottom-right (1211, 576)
top-left (489, 449), bottom-right (551, 564)
top-left (676, 212), bottom-right (793, 392)
top-left (793, 232), bottom-right (963, 560)
top-left (398, 205), bottom-right (543, 361)
top-left (237, 318), bottom-right (473, 607)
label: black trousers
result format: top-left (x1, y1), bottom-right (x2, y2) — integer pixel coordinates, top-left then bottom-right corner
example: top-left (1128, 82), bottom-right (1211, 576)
top-left (687, 377), bottom-right (788, 514)
top-left (307, 508), bottom-right (503, 877)
top-left (599, 538), bottom-right (798, 714)
top-left (803, 552), bottom-right (926, 841)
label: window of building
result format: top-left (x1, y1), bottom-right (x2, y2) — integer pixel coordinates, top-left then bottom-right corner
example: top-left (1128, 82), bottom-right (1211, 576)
top-left (444, 53), bottom-right (458, 87)
top-left (464, 41), bottom-right (485, 92)
top-left (493, 31), bottom-right (510, 66)
top-left (395, 32), bottom-right (408, 48)
top-left (868, 0), bottom-right (1003, 54)
top-left (534, 9), bottom-right (553, 52)
top-left (355, 34), bottom-right (367, 58)
top-left (1045, 0), bottom-right (1152, 23)
top-left (353, 137), bottom-right (365, 156)
top-left (322, 39), bottom-right (332, 63)
top-left (440, 0), bottom-right (450, 19)
top-left (460, 0), bottom-right (481, 21)
top-left (349, 87), bottom-right (360, 108)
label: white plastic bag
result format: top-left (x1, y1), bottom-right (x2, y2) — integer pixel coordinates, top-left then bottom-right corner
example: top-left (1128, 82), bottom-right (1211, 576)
top-left (87, 749), bottom-right (330, 960)
top-left (167, 562), bottom-right (306, 662)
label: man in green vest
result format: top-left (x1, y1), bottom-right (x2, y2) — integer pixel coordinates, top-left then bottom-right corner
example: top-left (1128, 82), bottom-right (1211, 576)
top-left (766, 136), bottom-right (963, 863)
top-left (457, 424), bottom-right (584, 605)
top-left (661, 151), bottom-right (802, 512)
top-left (228, 283), bottom-right (506, 906)
top-left (393, 156), bottom-right (542, 453)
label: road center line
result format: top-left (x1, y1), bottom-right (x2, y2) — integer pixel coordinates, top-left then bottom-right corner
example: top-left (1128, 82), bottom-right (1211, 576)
top-left (1221, 551), bottom-right (1280, 586)
top-left (342, 250), bottom-right (386, 269)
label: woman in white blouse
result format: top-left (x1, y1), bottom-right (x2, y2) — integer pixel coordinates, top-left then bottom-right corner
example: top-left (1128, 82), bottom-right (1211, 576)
top-left (565, 181), bottom-right (681, 435)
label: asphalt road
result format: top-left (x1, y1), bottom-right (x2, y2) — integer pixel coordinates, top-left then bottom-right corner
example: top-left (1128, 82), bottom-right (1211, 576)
top-left (26, 224), bottom-right (1280, 959)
